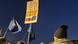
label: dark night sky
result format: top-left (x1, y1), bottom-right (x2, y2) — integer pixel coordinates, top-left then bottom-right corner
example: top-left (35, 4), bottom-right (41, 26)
top-left (0, 0), bottom-right (78, 44)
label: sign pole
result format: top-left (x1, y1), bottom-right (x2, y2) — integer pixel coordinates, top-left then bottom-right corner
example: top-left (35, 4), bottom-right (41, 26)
top-left (27, 24), bottom-right (32, 44)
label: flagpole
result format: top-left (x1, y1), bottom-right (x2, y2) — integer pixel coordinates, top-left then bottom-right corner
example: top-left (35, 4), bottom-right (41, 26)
top-left (27, 24), bottom-right (32, 44)
top-left (3, 28), bottom-right (8, 38)
top-left (3, 17), bottom-right (15, 38)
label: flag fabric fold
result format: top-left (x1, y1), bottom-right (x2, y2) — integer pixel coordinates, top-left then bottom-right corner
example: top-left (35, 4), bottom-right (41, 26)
top-left (8, 18), bottom-right (22, 33)
top-left (27, 25), bottom-right (35, 42)
top-left (29, 28), bottom-right (35, 42)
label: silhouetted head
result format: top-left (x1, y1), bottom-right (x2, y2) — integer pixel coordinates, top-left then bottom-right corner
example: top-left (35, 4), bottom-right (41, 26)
top-left (17, 41), bottom-right (25, 44)
top-left (1, 38), bottom-right (6, 41)
top-left (54, 25), bottom-right (68, 39)
top-left (27, 0), bottom-right (33, 1)
top-left (0, 38), bottom-right (8, 44)
top-left (20, 42), bottom-right (24, 44)
top-left (60, 25), bottom-right (68, 30)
